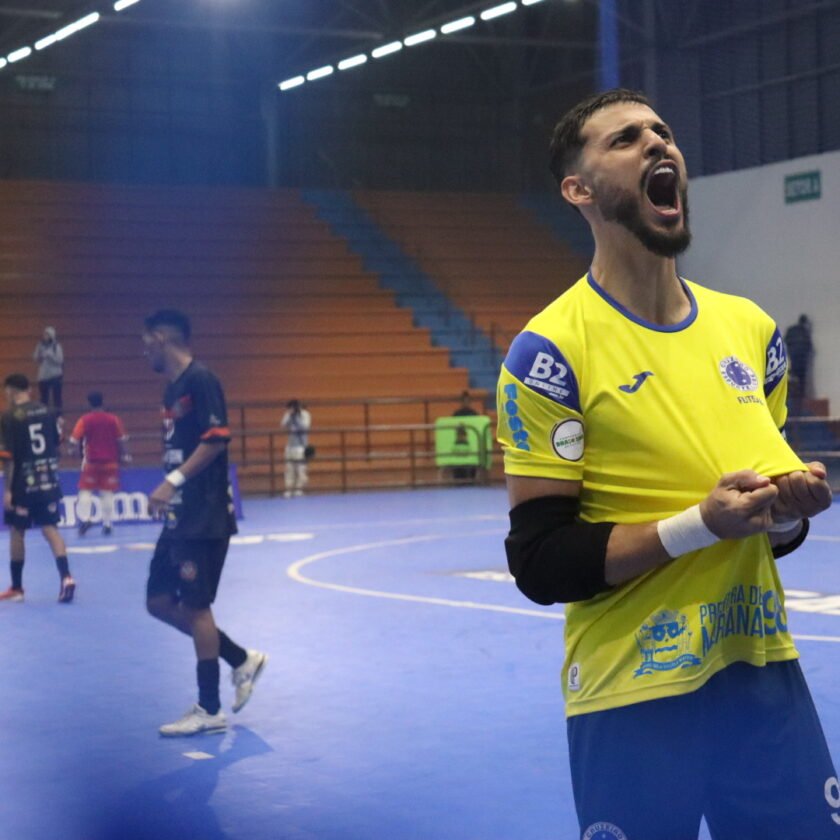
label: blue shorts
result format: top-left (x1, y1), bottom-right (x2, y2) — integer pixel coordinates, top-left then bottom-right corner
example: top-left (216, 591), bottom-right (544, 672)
top-left (568, 660), bottom-right (839, 840)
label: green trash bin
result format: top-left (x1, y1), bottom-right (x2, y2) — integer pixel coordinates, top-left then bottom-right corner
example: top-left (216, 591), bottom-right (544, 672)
top-left (434, 415), bottom-right (492, 471)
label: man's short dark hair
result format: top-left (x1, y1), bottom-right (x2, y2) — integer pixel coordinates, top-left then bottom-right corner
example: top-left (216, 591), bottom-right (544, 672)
top-left (549, 88), bottom-right (653, 187)
top-left (144, 309), bottom-right (191, 343)
top-left (4, 373), bottom-right (29, 391)
top-left (87, 391), bottom-right (104, 408)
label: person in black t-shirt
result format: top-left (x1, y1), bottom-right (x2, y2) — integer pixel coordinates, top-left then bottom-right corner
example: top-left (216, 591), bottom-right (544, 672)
top-left (0, 373), bottom-right (75, 603)
top-left (784, 314), bottom-right (814, 415)
top-left (451, 390), bottom-right (480, 482)
top-left (142, 310), bottom-right (267, 737)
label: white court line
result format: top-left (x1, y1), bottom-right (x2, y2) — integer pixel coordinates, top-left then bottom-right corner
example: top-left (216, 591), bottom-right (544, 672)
top-left (287, 531), bottom-right (564, 621)
top-left (67, 545), bottom-right (119, 554)
top-left (287, 531), bottom-right (840, 642)
top-left (810, 536), bottom-right (840, 542)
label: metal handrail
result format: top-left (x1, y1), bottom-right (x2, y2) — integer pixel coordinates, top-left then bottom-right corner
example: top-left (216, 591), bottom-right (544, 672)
top-left (124, 421), bottom-right (500, 495)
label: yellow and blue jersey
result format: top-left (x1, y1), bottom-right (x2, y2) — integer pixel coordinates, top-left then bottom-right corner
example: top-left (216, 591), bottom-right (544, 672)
top-left (497, 273), bottom-right (805, 717)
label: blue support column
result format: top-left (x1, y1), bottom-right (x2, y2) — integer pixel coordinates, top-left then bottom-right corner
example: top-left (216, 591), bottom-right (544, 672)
top-left (599, 0), bottom-right (620, 90)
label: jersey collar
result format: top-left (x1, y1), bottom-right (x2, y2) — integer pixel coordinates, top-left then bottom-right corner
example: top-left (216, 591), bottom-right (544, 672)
top-left (587, 270), bottom-right (698, 333)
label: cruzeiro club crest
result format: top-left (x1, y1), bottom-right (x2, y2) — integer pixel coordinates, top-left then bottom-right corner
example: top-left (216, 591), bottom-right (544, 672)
top-left (719, 355), bottom-right (758, 392)
top-left (634, 609), bottom-right (701, 678)
top-left (582, 822), bottom-right (628, 840)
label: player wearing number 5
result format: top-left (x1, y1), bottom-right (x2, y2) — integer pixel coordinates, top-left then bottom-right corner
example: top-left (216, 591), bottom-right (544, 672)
top-left (0, 373), bottom-right (75, 603)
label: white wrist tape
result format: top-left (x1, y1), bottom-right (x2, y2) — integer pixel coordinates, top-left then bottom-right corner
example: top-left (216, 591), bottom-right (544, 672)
top-left (657, 504), bottom-right (719, 558)
top-left (768, 518), bottom-right (802, 534)
top-left (166, 469), bottom-right (186, 488)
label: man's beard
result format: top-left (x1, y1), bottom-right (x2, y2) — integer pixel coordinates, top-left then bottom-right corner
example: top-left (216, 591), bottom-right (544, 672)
top-left (598, 182), bottom-right (692, 258)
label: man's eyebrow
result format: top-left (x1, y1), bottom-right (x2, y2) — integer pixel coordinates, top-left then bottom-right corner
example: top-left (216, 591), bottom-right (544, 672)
top-left (604, 120), bottom-right (672, 142)
top-left (602, 122), bottom-right (639, 144)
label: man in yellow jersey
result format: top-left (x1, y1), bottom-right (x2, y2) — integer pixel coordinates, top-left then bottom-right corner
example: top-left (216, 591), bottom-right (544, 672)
top-left (497, 89), bottom-right (836, 840)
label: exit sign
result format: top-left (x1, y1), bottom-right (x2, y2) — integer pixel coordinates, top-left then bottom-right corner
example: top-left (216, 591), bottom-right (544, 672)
top-left (785, 170), bottom-right (821, 203)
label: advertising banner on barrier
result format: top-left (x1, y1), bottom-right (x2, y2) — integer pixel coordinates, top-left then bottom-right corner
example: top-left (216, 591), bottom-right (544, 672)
top-left (0, 466), bottom-right (243, 529)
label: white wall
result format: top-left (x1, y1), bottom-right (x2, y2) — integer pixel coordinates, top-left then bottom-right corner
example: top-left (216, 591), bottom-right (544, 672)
top-left (678, 150), bottom-right (840, 410)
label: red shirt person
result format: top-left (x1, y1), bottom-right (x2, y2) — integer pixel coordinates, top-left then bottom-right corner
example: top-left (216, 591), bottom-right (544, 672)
top-left (68, 391), bottom-right (130, 536)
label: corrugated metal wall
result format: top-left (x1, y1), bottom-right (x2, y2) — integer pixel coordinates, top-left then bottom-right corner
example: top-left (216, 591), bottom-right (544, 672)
top-left (621, 0), bottom-right (840, 177)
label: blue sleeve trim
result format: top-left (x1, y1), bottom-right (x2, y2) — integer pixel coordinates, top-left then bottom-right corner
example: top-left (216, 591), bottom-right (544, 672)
top-left (503, 330), bottom-right (581, 413)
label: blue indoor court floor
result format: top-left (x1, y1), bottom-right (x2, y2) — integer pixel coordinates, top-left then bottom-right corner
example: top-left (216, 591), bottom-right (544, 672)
top-left (1, 488), bottom-right (839, 840)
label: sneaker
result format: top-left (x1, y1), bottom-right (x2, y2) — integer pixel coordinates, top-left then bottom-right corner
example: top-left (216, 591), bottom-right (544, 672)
top-left (0, 587), bottom-right (24, 603)
top-left (159, 704), bottom-right (227, 737)
top-left (58, 577), bottom-right (76, 604)
top-left (78, 521), bottom-right (91, 537)
top-left (231, 650), bottom-right (268, 713)
top-left (102, 525), bottom-right (112, 537)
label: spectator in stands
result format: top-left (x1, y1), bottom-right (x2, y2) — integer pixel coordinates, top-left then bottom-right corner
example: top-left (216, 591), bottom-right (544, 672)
top-left (453, 390), bottom-right (479, 418)
top-left (281, 399), bottom-right (311, 498)
top-left (784, 314), bottom-right (814, 415)
top-left (33, 327), bottom-right (64, 415)
top-left (68, 391), bottom-right (131, 537)
top-left (452, 391), bottom-right (480, 482)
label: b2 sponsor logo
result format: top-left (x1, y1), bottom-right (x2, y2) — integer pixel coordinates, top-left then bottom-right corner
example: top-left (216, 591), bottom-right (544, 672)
top-left (524, 351), bottom-right (575, 402)
top-left (503, 331), bottom-right (581, 411)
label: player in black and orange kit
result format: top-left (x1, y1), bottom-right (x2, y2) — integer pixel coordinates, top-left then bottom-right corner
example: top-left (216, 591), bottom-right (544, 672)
top-left (0, 373), bottom-right (75, 603)
top-left (142, 310), bottom-right (267, 737)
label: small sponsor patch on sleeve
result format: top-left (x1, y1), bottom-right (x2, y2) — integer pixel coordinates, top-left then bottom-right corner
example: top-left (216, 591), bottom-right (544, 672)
top-left (550, 419), bottom-right (584, 461)
top-left (503, 331), bottom-right (581, 412)
top-left (764, 326), bottom-right (788, 396)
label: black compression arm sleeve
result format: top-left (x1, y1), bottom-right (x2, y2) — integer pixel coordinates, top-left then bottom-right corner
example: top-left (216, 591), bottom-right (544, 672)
top-left (504, 495), bottom-right (616, 605)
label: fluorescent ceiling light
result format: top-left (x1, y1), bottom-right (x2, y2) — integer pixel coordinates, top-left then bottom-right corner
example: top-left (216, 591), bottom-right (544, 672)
top-left (306, 65), bottom-right (334, 81)
top-left (338, 54), bottom-right (367, 71)
top-left (481, 2), bottom-right (518, 20)
top-left (114, 0), bottom-right (141, 10)
top-left (53, 12), bottom-right (100, 42)
top-left (0, 58), bottom-right (7, 70)
top-left (277, 0), bottom-right (550, 93)
top-left (279, 76), bottom-right (305, 91)
top-left (404, 29), bottom-right (437, 47)
top-left (35, 34), bottom-right (59, 51)
top-left (371, 41), bottom-right (403, 59)
top-left (441, 16), bottom-right (476, 34)
top-left (7, 47), bottom-right (32, 63)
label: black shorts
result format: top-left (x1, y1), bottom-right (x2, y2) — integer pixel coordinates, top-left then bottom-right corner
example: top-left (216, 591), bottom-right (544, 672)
top-left (146, 534), bottom-right (230, 610)
top-left (3, 496), bottom-right (62, 530)
top-left (568, 659), bottom-right (839, 840)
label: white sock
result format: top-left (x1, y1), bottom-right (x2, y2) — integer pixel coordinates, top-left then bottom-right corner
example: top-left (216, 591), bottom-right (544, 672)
top-left (77, 490), bottom-right (93, 523)
top-left (101, 491), bottom-right (115, 527)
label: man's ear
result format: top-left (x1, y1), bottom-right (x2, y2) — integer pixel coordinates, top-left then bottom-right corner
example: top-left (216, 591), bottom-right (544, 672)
top-left (560, 173), bottom-right (593, 210)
